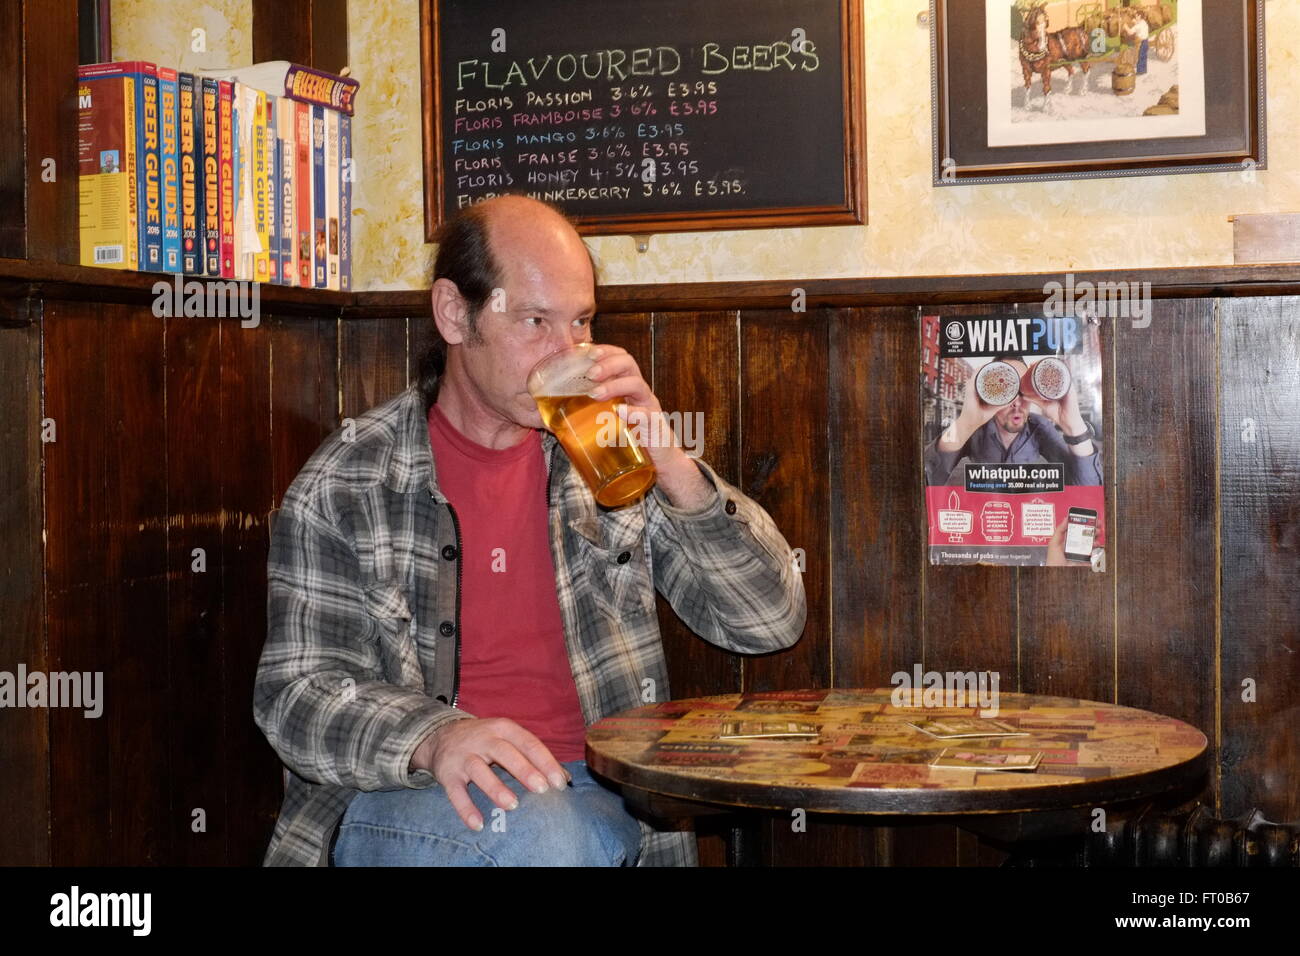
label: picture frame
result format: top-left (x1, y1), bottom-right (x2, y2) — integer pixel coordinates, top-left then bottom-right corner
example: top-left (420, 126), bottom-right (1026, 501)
top-left (930, 0), bottom-right (1266, 185)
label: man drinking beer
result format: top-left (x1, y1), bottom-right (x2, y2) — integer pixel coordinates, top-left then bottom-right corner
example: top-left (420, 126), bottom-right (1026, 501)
top-left (254, 195), bottom-right (807, 866)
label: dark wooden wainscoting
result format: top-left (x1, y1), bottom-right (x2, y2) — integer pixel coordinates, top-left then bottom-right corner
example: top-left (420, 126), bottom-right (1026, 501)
top-left (2, 272), bottom-right (1297, 865)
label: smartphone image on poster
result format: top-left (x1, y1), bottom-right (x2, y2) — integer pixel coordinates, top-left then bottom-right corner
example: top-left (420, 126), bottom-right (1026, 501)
top-left (1064, 507), bottom-right (1098, 562)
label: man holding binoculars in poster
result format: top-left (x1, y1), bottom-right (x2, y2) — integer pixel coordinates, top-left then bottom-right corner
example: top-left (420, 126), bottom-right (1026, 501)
top-left (254, 194), bottom-right (806, 867)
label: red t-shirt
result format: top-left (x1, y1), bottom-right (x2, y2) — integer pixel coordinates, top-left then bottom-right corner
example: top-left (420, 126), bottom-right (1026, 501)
top-left (427, 403), bottom-right (587, 762)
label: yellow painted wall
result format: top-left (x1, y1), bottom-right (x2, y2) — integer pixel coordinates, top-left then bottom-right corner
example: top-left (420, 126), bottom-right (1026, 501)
top-left (113, 0), bottom-right (1299, 291)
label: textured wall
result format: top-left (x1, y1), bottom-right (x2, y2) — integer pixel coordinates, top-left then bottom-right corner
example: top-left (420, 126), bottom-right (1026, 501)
top-left (113, 1), bottom-right (1299, 290)
top-left (111, 0), bottom-right (252, 72)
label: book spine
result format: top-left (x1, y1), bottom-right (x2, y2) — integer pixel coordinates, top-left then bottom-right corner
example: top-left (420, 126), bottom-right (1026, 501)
top-left (325, 108), bottom-right (339, 291)
top-left (158, 67), bottom-right (181, 273)
top-left (339, 112), bottom-right (351, 292)
top-left (218, 80), bottom-right (234, 278)
top-left (252, 89), bottom-right (270, 283)
top-left (278, 96), bottom-right (296, 287)
top-left (77, 69), bottom-right (135, 269)
top-left (179, 72), bottom-right (202, 275)
top-left (141, 70), bottom-right (162, 271)
top-left (284, 64), bottom-right (360, 115)
top-left (124, 76), bottom-right (139, 271)
top-left (312, 104), bottom-right (326, 289)
top-left (295, 101), bottom-right (312, 288)
top-left (238, 85), bottom-right (257, 281)
top-left (267, 95), bottom-right (280, 284)
top-left (201, 78), bottom-right (220, 275)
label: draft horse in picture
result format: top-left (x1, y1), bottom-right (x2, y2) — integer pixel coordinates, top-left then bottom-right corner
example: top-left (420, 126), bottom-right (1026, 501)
top-left (1019, 3), bottom-right (1092, 96)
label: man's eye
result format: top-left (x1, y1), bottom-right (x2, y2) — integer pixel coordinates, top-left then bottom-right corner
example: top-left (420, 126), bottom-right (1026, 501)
top-left (525, 316), bottom-right (543, 327)
top-left (574, 316), bottom-right (592, 327)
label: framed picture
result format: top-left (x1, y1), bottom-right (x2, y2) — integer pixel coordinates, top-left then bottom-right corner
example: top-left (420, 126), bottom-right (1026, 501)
top-left (931, 0), bottom-right (1265, 184)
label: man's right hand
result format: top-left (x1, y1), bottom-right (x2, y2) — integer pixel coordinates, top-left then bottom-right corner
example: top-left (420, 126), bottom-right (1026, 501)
top-left (410, 718), bottom-right (571, 831)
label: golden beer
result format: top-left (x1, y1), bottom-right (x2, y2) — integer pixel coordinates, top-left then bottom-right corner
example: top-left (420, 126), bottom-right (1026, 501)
top-left (528, 344), bottom-right (656, 507)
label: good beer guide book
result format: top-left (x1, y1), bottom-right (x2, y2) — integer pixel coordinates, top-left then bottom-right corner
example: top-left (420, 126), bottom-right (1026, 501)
top-left (920, 314), bottom-right (1107, 568)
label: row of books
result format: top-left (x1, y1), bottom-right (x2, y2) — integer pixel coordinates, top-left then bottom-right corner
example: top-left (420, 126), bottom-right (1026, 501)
top-left (77, 60), bottom-right (360, 290)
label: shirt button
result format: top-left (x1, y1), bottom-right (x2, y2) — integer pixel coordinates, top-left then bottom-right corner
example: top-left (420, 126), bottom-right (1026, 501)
top-left (616, 551), bottom-right (631, 564)
top-left (439, 621), bottom-right (456, 637)
top-left (441, 545), bottom-right (458, 561)
top-left (435, 695), bottom-right (448, 704)
top-left (724, 499), bottom-right (737, 515)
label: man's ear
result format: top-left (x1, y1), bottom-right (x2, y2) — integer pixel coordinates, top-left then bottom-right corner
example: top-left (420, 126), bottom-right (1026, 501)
top-left (431, 278), bottom-right (469, 346)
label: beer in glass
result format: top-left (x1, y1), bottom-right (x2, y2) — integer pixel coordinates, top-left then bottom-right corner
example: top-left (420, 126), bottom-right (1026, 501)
top-left (527, 343), bottom-right (656, 507)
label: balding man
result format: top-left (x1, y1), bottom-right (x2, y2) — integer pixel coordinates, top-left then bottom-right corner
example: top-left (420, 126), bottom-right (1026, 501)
top-left (254, 196), bottom-right (807, 867)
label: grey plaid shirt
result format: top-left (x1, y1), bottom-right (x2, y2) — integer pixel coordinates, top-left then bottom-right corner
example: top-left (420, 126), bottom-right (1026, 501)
top-left (254, 384), bottom-right (806, 866)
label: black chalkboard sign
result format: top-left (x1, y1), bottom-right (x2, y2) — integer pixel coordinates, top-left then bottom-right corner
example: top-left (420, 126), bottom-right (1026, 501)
top-left (419, 0), bottom-right (865, 236)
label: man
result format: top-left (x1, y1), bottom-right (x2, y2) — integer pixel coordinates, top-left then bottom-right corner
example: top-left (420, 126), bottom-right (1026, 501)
top-left (254, 195), bottom-right (807, 866)
top-left (924, 355), bottom-right (1102, 487)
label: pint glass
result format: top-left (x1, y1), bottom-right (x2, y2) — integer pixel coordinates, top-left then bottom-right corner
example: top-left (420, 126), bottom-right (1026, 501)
top-left (526, 343), bottom-right (656, 507)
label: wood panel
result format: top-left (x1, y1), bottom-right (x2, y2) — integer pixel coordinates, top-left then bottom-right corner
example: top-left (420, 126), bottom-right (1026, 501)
top-left (826, 305), bottom-right (926, 866)
top-left (1016, 307), bottom-right (1114, 703)
top-left (23, 0), bottom-right (79, 263)
top-left (738, 307), bottom-right (830, 866)
top-left (0, 313), bottom-right (48, 864)
top-left (1218, 297), bottom-right (1300, 821)
top-left (0, 1), bottom-right (24, 258)
top-left (43, 299), bottom-right (112, 864)
top-left (103, 302), bottom-right (169, 863)
top-left (340, 317), bottom-right (409, 419)
top-left (1114, 300), bottom-right (1218, 746)
top-left (165, 314), bottom-right (227, 864)
top-left (218, 318), bottom-right (280, 864)
top-left (271, 314), bottom-right (340, 505)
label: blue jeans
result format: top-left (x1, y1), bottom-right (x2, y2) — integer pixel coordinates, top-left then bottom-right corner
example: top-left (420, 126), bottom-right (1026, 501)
top-left (331, 760), bottom-right (643, 866)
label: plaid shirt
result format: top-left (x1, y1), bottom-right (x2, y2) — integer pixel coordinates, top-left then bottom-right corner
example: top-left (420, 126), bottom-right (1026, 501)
top-left (254, 384), bottom-right (806, 866)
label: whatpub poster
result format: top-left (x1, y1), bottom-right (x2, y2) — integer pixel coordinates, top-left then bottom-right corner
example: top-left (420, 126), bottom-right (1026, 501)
top-left (921, 314), bottom-right (1106, 568)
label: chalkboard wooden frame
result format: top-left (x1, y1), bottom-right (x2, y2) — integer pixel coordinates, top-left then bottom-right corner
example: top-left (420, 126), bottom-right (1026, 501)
top-left (419, 0), bottom-right (867, 237)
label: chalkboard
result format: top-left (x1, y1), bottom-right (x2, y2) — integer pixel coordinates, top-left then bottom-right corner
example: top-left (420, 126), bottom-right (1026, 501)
top-left (419, 0), bottom-right (865, 236)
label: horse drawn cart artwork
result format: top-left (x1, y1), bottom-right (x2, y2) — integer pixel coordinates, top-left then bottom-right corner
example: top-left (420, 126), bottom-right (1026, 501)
top-left (930, 0), bottom-right (1266, 184)
top-left (989, 0), bottom-right (1205, 147)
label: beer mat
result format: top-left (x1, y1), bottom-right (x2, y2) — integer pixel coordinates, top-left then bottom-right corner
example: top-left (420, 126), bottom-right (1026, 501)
top-left (930, 747), bottom-right (1043, 772)
top-left (906, 717), bottom-right (1030, 739)
top-left (718, 720), bottom-right (821, 740)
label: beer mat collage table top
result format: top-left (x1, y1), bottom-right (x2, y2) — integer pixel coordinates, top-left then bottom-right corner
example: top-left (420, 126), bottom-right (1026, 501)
top-left (585, 689), bottom-right (1208, 810)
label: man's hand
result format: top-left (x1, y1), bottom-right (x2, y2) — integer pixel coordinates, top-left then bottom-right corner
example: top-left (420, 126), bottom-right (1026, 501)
top-left (938, 372), bottom-right (1001, 452)
top-left (1046, 518), bottom-right (1070, 566)
top-left (585, 344), bottom-right (713, 512)
top-left (411, 718), bottom-right (571, 831)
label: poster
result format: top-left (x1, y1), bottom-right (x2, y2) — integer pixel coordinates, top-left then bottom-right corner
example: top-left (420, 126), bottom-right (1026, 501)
top-left (921, 314), bottom-right (1106, 568)
top-left (986, 0), bottom-right (1205, 148)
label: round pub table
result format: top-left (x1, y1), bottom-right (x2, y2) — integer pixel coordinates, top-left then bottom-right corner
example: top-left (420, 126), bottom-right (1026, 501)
top-left (585, 688), bottom-right (1210, 861)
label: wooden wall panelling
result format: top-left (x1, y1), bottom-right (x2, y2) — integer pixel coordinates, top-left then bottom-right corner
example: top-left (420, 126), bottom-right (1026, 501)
top-left (102, 302), bottom-right (169, 863)
top-left (1015, 307), bottom-right (1114, 703)
top-left (827, 305), bottom-right (928, 866)
top-left (736, 306), bottom-right (830, 865)
top-left (644, 309), bottom-right (740, 868)
top-left (252, 0), bottom-right (349, 74)
top-left (906, 304), bottom-right (1019, 868)
top-left (23, 0), bottom-right (79, 263)
top-left (339, 317), bottom-right (409, 419)
top-left (270, 314), bottom-right (340, 506)
top-left (0, 307), bottom-right (48, 864)
top-left (43, 299), bottom-right (112, 863)
top-left (165, 313), bottom-right (228, 864)
top-left (0, 2), bottom-right (25, 258)
top-left (1218, 296), bottom-right (1300, 822)
top-left (1113, 300), bottom-right (1217, 795)
top-left (218, 317), bottom-right (280, 863)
